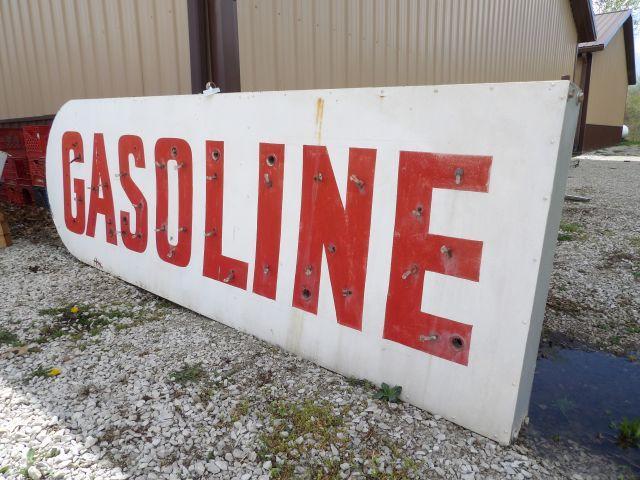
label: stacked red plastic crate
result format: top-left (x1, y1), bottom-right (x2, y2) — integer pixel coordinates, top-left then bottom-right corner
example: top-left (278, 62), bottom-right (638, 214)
top-left (0, 128), bottom-right (33, 205)
top-left (23, 125), bottom-right (50, 188)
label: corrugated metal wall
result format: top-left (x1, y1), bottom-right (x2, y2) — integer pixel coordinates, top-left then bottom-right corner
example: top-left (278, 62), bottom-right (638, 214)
top-left (586, 30), bottom-right (628, 127)
top-left (0, 0), bottom-right (191, 120)
top-left (237, 0), bottom-right (578, 92)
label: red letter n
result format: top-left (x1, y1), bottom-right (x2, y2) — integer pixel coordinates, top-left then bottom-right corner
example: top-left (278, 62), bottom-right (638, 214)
top-left (383, 152), bottom-right (491, 366)
top-left (292, 146), bottom-right (376, 330)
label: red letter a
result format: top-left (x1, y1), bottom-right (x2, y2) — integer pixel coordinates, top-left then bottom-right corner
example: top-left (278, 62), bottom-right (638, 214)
top-left (86, 133), bottom-right (117, 245)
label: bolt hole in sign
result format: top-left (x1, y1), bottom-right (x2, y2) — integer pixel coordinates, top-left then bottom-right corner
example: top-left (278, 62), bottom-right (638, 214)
top-left (47, 82), bottom-right (580, 444)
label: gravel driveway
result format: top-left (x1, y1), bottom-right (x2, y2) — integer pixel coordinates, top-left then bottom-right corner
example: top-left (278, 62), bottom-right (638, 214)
top-left (0, 158), bottom-right (636, 479)
top-left (543, 159), bottom-right (640, 358)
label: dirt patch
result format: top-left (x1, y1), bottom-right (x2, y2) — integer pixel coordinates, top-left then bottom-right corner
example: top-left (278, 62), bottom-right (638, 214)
top-left (0, 202), bottom-right (59, 246)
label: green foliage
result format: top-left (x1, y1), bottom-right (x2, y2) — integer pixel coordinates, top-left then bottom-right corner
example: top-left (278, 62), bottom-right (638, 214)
top-left (37, 303), bottom-right (156, 342)
top-left (593, 0), bottom-right (640, 32)
top-left (560, 222), bottom-right (583, 234)
top-left (37, 304), bottom-right (128, 342)
top-left (258, 399), bottom-right (345, 478)
top-left (170, 363), bottom-right (208, 384)
top-left (374, 383), bottom-right (403, 403)
top-left (615, 418), bottom-right (640, 448)
top-left (28, 366), bottom-right (59, 380)
top-left (625, 85), bottom-right (640, 142)
top-left (593, 0), bottom-right (640, 13)
top-left (18, 448), bottom-right (35, 478)
top-left (229, 399), bottom-right (251, 422)
top-left (558, 222), bottom-right (584, 242)
top-left (0, 328), bottom-right (21, 347)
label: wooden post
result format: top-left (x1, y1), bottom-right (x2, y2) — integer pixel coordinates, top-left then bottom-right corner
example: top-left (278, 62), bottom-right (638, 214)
top-left (0, 209), bottom-right (12, 248)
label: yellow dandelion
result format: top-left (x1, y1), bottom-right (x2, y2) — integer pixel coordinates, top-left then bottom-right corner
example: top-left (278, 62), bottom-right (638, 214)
top-left (48, 368), bottom-right (61, 377)
top-left (70, 306), bottom-right (79, 314)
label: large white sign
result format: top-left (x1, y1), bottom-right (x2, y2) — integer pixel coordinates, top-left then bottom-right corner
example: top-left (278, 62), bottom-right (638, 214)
top-left (47, 82), bottom-right (580, 443)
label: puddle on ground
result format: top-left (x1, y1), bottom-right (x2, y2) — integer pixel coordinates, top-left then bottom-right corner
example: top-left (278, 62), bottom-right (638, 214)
top-left (528, 348), bottom-right (640, 473)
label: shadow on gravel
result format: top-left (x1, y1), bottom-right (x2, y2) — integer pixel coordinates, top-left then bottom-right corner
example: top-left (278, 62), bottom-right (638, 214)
top-left (525, 347), bottom-right (640, 477)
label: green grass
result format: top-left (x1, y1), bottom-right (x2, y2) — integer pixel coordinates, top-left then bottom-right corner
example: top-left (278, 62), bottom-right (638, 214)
top-left (28, 366), bottom-right (60, 380)
top-left (616, 418), bottom-right (640, 448)
top-left (37, 303), bottom-right (156, 343)
top-left (258, 399), bottom-right (346, 478)
top-left (560, 222), bottom-right (583, 234)
top-left (624, 85), bottom-right (640, 143)
top-left (37, 304), bottom-right (127, 342)
top-left (619, 139), bottom-right (640, 146)
top-left (18, 448), bottom-right (35, 478)
top-left (0, 328), bottom-right (21, 347)
top-left (557, 233), bottom-right (574, 242)
top-left (558, 222), bottom-right (585, 242)
top-left (169, 363), bottom-right (208, 384)
top-left (626, 325), bottom-right (640, 334)
top-left (231, 399), bottom-right (250, 422)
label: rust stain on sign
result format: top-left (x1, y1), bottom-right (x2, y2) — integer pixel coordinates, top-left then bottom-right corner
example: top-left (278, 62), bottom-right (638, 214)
top-left (315, 98), bottom-right (324, 144)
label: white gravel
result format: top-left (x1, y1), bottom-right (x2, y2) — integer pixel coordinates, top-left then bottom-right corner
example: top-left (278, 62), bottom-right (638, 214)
top-left (544, 159), bottom-right (640, 356)
top-left (0, 158), bottom-right (634, 480)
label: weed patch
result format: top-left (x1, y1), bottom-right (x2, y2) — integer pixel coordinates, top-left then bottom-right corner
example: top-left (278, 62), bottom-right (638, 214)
top-left (37, 304), bottom-right (125, 341)
top-left (231, 399), bottom-right (251, 422)
top-left (28, 366), bottom-right (61, 380)
top-left (37, 303), bottom-right (155, 343)
top-left (18, 448), bottom-right (35, 478)
top-left (259, 399), bottom-right (346, 478)
top-left (374, 383), bottom-right (403, 403)
top-left (615, 418), bottom-right (640, 448)
top-left (558, 222), bottom-right (585, 242)
top-left (560, 222), bottom-right (583, 234)
top-left (0, 328), bottom-right (21, 347)
top-left (170, 363), bottom-right (208, 384)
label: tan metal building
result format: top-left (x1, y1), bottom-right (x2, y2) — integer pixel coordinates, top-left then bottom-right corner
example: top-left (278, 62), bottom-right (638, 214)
top-left (0, 0), bottom-right (596, 125)
top-left (574, 10), bottom-right (636, 153)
